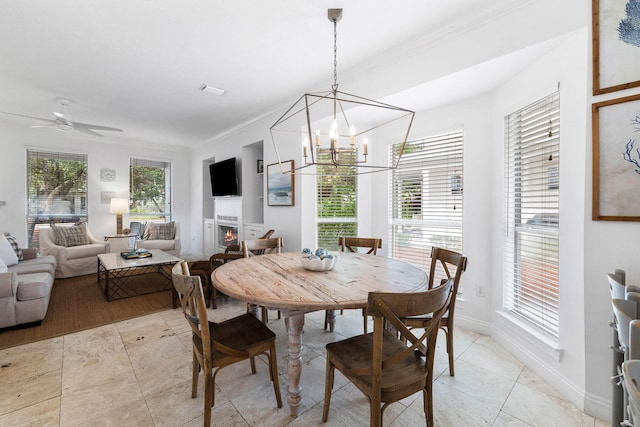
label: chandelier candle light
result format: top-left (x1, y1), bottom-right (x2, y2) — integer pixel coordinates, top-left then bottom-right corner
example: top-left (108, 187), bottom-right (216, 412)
top-left (270, 8), bottom-right (415, 176)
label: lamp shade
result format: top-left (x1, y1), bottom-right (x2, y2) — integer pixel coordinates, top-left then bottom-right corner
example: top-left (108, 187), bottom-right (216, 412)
top-left (109, 198), bottom-right (129, 214)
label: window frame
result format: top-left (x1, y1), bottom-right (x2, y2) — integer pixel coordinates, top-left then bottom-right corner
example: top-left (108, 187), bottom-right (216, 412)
top-left (503, 91), bottom-right (560, 339)
top-left (316, 150), bottom-right (358, 250)
top-left (26, 148), bottom-right (89, 248)
top-left (388, 130), bottom-right (464, 273)
top-left (129, 157), bottom-right (172, 223)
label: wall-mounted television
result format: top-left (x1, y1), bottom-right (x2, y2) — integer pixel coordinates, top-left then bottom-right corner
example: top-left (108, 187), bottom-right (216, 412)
top-left (209, 157), bottom-right (239, 197)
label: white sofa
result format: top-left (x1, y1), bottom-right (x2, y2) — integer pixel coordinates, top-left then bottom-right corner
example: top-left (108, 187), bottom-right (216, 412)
top-left (133, 221), bottom-right (181, 257)
top-left (39, 224), bottom-right (110, 278)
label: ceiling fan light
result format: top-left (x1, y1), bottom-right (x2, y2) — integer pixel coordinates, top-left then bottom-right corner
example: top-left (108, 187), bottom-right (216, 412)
top-left (199, 84), bottom-right (226, 96)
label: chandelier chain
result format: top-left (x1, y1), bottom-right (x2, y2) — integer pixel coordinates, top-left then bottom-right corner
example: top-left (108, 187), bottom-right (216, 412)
top-left (333, 18), bottom-right (338, 91)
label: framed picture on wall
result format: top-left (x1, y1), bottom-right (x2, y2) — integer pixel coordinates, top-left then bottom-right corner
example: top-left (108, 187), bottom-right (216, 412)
top-left (267, 160), bottom-right (294, 206)
top-left (592, 93), bottom-right (640, 220)
top-left (593, 0), bottom-right (640, 94)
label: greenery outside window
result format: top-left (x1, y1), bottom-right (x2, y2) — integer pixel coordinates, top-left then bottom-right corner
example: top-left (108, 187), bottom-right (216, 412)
top-left (26, 149), bottom-right (88, 248)
top-left (129, 158), bottom-right (172, 223)
top-left (316, 151), bottom-right (357, 250)
top-left (388, 131), bottom-right (464, 272)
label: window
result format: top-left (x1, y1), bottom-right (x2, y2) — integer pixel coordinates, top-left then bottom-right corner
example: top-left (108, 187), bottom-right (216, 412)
top-left (316, 151), bottom-right (357, 250)
top-left (129, 158), bottom-right (172, 222)
top-left (27, 149), bottom-right (88, 248)
top-left (389, 131), bottom-right (464, 272)
top-left (504, 91), bottom-right (560, 338)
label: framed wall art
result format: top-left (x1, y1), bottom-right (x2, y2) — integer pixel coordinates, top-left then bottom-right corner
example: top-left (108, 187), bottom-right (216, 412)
top-left (592, 93), bottom-right (640, 220)
top-left (593, 0), bottom-right (640, 95)
top-left (267, 160), bottom-right (294, 206)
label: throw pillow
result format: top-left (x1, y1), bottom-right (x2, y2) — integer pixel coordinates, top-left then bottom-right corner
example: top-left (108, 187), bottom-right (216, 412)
top-left (143, 221), bottom-right (176, 240)
top-left (0, 235), bottom-right (19, 266)
top-left (0, 255), bottom-right (7, 273)
top-left (51, 223), bottom-right (90, 247)
top-left (3, 233), bottom-right (23, 261)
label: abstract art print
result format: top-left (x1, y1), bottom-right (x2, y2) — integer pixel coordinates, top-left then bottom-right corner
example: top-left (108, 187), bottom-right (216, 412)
top-left (593, 0), bottom-right (640, 94)
top-left (592, 93), bottom-right (640, 220)
top-left (267, 160), bottom-right (294, 206)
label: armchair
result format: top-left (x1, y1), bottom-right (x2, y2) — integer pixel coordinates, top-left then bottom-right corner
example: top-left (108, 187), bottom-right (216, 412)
top-left (134, 221), bottom-right (181, 257)
top-left (39, 223), bottom-right (110, 278)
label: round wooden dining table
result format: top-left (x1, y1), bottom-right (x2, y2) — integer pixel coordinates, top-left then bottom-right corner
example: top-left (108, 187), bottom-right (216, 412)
top-left (212, 251), bottom-right (427, 417)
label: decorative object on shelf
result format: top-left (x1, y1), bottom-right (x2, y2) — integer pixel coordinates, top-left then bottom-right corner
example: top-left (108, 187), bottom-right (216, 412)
top-left (592, 93), bottom-right (640, 221)
top-left (300, 248), bottom-right (339, 271)
top-left (109, 197), bottom-right (129, 234)
top-left (257, 159), bottom-right (264, 174)
top-left (269, 8), bottom-right (414, 176)
top-left (267, 160), bottom-right (294, 206)
top-left (593, 0), bottom-right (640, 95)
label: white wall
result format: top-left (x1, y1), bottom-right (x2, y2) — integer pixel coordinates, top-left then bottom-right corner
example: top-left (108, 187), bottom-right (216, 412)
top-left (0, 121), bottom-right (190, 250)
top-left (489, 28), bottom-right (591, 413)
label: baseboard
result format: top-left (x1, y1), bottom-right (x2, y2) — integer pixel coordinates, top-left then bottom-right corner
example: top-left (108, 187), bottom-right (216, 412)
top-left (491, 325), bottom-right (604, 420)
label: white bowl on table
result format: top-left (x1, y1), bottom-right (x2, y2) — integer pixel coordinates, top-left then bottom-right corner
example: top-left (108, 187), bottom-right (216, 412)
top-left (300, 255), bottom-right (339, 271)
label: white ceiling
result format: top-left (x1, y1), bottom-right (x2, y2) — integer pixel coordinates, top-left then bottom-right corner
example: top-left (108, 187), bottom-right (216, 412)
top-left (0, 0), bottom-right (566, 147)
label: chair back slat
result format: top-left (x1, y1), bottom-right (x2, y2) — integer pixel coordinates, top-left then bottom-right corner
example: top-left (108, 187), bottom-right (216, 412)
top-left (339, 237), bottom-right (382, 255)
top-left (241, 237), bottom-right (282, 258)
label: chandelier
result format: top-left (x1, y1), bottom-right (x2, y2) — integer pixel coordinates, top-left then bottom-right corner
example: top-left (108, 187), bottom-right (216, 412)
top-left (270, 8), bottom-right (415, 176)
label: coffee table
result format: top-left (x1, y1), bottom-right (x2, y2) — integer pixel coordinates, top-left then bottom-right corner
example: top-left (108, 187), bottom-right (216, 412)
top-left (97, 249), bottom-right (181, 306)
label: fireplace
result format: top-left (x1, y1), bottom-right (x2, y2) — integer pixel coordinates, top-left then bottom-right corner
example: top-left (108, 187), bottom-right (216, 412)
top-left (217, 215), bottom-right (239, 252)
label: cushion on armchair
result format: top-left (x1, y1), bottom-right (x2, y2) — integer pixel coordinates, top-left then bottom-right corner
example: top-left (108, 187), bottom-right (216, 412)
top-left (4, 233), bottom-right (23, 260)
top-left (51, 223), bottom-right (89, 247)
top-left (0, 235), bottom-right (19, 267)
top-left (143, 221), bottom-right (176, 240)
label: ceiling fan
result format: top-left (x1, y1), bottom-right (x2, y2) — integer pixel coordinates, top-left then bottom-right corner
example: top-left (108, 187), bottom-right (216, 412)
top-left (0, 99), bottom-right (123, 137)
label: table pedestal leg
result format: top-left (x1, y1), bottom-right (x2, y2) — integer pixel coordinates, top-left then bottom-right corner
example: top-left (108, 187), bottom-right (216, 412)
top-left (247, 303), bottom-right (259, 318)
top-left (284, 312), bottom-right (305, 417)
top-left (325, 309), bottom-right (337, 332)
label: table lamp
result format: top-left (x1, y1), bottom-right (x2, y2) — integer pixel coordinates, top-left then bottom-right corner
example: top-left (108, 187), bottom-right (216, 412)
top-left (109, 198), bottom-right (128, 235)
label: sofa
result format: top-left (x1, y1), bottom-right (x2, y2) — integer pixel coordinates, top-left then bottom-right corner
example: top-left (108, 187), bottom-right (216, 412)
top-left (39, 223), bottom-right (110, 278)
top-left (131, 221), bottom-right (180, 257)
top-left (0, 234), bottom-right (57, 328)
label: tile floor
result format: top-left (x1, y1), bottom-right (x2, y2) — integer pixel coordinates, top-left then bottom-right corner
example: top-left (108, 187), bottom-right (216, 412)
top-left (0, 295), bottom-right (607, 426)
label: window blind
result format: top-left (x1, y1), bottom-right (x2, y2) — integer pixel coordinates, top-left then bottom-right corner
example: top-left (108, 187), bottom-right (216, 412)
top-left (26, 149), bottom-right (88, 247)
top-left (316, 151), bottom-right (357, 250)
top-left (129, 157), bottom-right (172, 222)
top-left (388, 131), bottom-right (463, 272)
top-left (504, 91), bottom-right (560, 338)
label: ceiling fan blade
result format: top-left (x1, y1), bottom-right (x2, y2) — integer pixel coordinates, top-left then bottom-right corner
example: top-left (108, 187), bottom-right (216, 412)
top-left (0, 111), bottom-right (56, 123)
top-left (31, 124), bottom-right (57, 128)
top-left (73, 127), bottom-right (104, 137)
top-left (73, 122), bottom-right (123, 132)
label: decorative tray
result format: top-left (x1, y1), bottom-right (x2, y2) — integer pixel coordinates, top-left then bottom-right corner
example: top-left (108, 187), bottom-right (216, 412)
top-left (120, 250), bottom-right (152, 260)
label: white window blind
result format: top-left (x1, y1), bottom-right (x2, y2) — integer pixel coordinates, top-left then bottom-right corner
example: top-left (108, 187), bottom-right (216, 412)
top-left (129, 158), bottom-right (172, 222)
top-left (504, 91), bottom-right (560, 338)
top-left (26, 149), bottom-right (88, 248)
top-left (316, 151), bottom-right (357, 250)
top-left (388, 131), bottom-right (463, 272)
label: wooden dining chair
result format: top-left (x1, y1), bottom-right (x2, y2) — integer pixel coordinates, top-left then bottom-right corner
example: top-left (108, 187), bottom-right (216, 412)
top-left (339, 236), bottom-right (382, 255)
top-left (171, 261), bottom-right (282, 427)
top-left (324, 236), bottom-right (383, 332)
top-left (403, 246), bottom-right (467, 376)
top-left (322, 278), bottom-right (454, 427)
top-left (240, 237), bottom-right (283, 323)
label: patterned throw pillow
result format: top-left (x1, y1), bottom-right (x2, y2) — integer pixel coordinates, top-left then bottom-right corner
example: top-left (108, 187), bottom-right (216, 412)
top-left (51, 223), bottom-right (90, 247)
top-left (3, 232), bottom-right (23, 261)
top-left (143, 221), bottom-right (175, 240)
